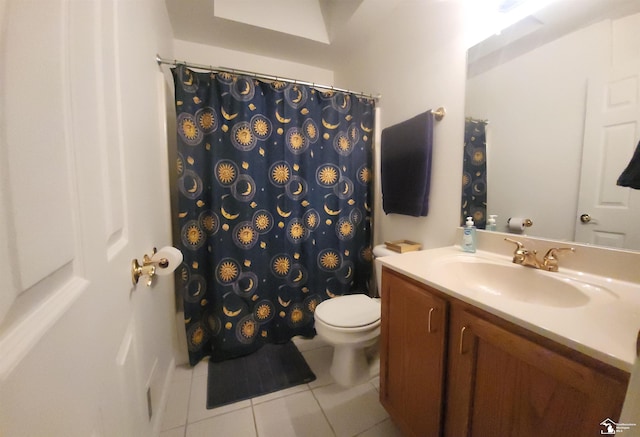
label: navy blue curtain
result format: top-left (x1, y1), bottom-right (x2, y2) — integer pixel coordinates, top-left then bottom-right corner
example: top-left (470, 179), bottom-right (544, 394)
top-left (461, 118), bottom-right (487, 228)
top-left (172, 66), bottom-right (375, 365)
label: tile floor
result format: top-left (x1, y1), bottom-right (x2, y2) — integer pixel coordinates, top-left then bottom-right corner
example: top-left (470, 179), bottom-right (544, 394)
top-left (160, 336), bottom-right (403, 437)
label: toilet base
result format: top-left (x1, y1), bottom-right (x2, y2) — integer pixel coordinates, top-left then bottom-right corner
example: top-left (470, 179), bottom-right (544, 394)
top-left (329, 340), bottom-right (378, 387)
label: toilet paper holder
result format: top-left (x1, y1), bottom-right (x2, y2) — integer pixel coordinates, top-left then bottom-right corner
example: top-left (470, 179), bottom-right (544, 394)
top-left (131, 246), bottom-right (183, 287)
top-left (507, 217), bottom-right (533, 229)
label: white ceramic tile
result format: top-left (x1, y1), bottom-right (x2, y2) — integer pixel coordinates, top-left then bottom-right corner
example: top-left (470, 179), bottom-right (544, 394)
top-left (301, 346), bottom-right (334, 388)
top-left (313, 382), bottom-right (389, 437)
top-left (355, 418), bottom-right (403, 437)
top-left (253, 391), bottom-right (334, 437)
top-left (188, 374), bottom-right (251, 424)
top-left (369, 376), bottom-right (380, 392)
top-left (173, 364), bottom-right (195, 382)
top-left (250, 383), bottom-right (309, 406)
top-left (292, 335), bottom-right (329, 352)
top-left (161, 376), bottom-right (191, 431)
top-left (192, 358), bottom-right (210, 377)
top-left (186, 407), bottom-right (256, 437)
top-left (160, 426), bottom-right (186, 437)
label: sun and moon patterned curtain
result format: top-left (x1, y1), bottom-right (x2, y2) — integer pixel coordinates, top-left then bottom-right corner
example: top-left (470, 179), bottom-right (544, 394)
top-left (172, 65), bottom-right (375, 365)
top-left (461, 118), bottom-right (488, 228)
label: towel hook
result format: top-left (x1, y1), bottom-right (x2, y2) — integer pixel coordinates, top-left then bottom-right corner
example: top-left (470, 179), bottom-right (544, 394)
top-left (432, 107), bottom-right (446, 121)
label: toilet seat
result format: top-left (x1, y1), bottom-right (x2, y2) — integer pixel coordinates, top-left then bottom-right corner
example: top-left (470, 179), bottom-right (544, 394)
top-left (315, 294), bottom-right (380, 328)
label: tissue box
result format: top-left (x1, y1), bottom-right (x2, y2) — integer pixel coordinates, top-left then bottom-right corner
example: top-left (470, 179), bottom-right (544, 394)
top-left (384, 240), bottom-right (422, 253)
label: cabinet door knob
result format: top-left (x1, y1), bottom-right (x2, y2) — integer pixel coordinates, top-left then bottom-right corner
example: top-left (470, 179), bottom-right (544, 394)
top-left (459, 326), bottom-right (467, 354)
top-left (428, 307), bottom-right (435, 333)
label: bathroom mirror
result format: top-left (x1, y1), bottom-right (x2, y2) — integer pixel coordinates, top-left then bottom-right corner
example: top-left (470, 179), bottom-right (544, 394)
top-left (464, 0), bottom-right (640, 251)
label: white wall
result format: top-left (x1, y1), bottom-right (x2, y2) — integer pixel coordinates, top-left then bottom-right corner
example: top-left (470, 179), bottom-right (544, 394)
top-left (173, 39), bottom-right (334, 85)
top-left (213, 0), bottom-right (330, 44)
top-left (334, 1), bottom-right (468, 249)
top-left (466, 14), bottom-right (640, 241)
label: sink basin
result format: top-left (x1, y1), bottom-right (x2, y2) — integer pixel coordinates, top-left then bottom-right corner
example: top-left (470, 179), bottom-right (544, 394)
top-left (427, 255), bottom-right (615, 308)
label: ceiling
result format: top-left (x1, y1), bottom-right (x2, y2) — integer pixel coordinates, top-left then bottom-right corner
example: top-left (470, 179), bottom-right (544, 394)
top-left (165, 0), bottom-right (640, 72)
top-left (468, 0), bottom-right (640, 76)
top-left (164, 0), bottom-right (402, 71)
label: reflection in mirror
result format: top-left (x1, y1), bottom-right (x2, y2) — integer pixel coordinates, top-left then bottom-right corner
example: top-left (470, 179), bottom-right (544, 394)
top-left (461, 118), bottom-right (488, 229)
top-left (463, 0), bottom-right (640, 251)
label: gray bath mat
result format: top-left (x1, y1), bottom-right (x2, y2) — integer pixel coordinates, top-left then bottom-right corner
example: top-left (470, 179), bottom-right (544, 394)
top-left (206, 341), bottom-right (316, 409)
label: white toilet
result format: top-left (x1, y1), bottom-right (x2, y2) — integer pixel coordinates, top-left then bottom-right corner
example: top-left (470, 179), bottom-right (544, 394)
top-left (314, 244), bottom-right (397, 386)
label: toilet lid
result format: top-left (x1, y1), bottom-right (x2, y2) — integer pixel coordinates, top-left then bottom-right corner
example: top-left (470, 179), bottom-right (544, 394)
top-left (314, 294), bottom-right (381, 328)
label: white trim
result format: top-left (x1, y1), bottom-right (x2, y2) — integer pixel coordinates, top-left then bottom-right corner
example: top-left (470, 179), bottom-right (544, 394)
top-left (151, 357), bottom-right (176, 437)
top-left (0, 276), bottom-right (88, 381)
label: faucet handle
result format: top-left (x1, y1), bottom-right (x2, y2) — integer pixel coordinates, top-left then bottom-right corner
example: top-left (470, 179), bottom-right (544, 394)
top-left (504, 238), bottom-right (538, 266)
top-left (544, 247), bottom-right (575, 258)
top-left (542, 247), bottom-right (575, 272)
top-left (504, 237), bottom-right (525, 251)
top-left (504, 237), bottom-right (536, 264)
top-left (504, 238), bottom-right (534, 254)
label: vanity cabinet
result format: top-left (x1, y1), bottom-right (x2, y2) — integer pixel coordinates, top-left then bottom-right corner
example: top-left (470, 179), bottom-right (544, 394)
top-left (380, 268), bottom-right (630, 437)
top-left (379, 267), bottom-right (448, 437)
top-left (445, 307), bottom-right (628, 437)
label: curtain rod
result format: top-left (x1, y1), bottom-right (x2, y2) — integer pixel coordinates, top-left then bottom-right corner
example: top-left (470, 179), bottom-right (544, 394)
top-left (466, 116), bottom-right (489, 124)
top-left (156, 54), bottom-right (381, 102)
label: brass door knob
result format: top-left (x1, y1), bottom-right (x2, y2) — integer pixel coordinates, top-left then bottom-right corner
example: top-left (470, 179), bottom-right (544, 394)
top-left (580, 213), bottom-right (592, 223)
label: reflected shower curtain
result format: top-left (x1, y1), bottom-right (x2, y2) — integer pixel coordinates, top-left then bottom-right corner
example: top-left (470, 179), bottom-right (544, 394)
top-left (461, 118), bottom-right (487, 228)
top-left (172, 66), bottom-right (375, 365)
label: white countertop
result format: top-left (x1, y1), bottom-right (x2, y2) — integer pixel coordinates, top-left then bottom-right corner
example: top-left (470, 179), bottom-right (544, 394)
top-left (377, 246), bottom-right (640, 372)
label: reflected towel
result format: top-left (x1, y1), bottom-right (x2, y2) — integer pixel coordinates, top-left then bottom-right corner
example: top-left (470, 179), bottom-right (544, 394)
top-left (381, 111), bottom-right (434, 216)
top-left (617, 141), bottom-right (640, 189)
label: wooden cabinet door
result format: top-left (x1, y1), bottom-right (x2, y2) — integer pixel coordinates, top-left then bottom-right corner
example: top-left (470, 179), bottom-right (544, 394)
top-left (380, 269), bottom-right (448, 437)
top-left (445, 307), bottom-right (628, 437)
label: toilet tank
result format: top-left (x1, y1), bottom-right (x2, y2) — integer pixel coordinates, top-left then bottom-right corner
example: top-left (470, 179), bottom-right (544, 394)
top-left (372, 245), bottom-right (399, 297)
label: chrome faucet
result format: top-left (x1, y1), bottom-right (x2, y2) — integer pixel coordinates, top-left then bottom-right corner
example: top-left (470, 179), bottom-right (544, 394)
top-left (504, 238), bottom-right (542, 269)
top-left (504, 238), bottom-right (575, 271)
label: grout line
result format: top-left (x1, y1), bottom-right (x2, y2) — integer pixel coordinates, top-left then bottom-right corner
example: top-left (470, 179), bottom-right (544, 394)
top-left (186, 405), bottom-right (254, 427)
top-left (309, 385), bottom-right (337, 437)
top-left (354, 416), bottom-right (391, 437)
top-left (183, 365), bottom-right (196, 434)
top-left (250, 402), bottom-right (259, 436)
top-left (179, 361), bottom-right (394, 437)
top-left (251, 382), bottom-right (311, 407)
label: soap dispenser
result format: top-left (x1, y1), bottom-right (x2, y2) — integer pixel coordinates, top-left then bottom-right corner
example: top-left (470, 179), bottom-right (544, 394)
top-left (462, 216), bottom-right (477, 253)
top-left (486, 215), bottom-right (497, 231)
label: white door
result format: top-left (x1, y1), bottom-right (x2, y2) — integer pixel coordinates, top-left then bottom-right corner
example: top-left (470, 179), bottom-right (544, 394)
top-left (0, 1), bottom-right (178, 436)
top-left (576, 64), bottom-right (640, 250)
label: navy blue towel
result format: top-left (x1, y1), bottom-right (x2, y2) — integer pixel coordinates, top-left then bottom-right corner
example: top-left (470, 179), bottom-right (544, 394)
top-left (381, 111), bottom-right (434, 216)
top-left (617, 141), bottom-right (640, 189)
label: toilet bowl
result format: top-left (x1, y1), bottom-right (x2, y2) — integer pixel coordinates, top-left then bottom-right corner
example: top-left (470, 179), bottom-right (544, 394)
top-left (313, 244), bottom-right (397, 386)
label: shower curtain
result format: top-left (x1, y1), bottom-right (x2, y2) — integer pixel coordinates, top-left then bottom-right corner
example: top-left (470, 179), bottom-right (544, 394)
top-left (461, 118), bottom-right (488, 228)
top-left (172, 66), bottom-right (375, 365)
